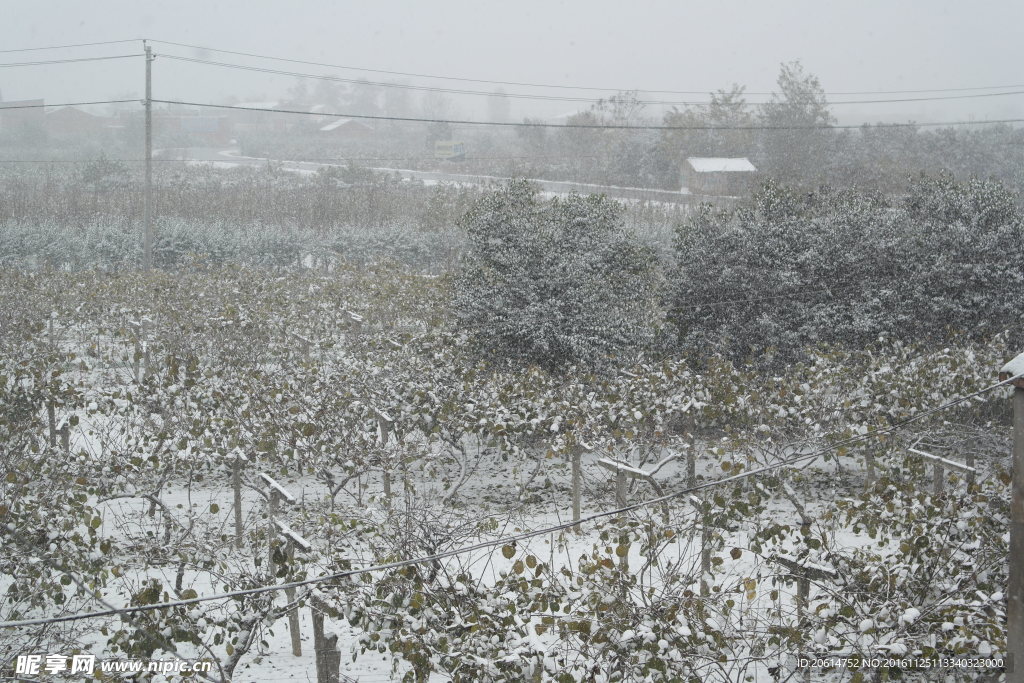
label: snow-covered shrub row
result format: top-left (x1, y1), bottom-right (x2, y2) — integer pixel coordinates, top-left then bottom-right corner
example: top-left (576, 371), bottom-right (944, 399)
top-left (0, 162), bottom-right (466, 229)
top-left (670, 175), bottom-right (1024, 364)
top-left (0, 216), bottom-right (468, 272)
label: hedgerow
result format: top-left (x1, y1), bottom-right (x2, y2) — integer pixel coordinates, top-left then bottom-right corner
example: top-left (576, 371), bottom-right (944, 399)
top-left (669, 175), bottom-right (1024, 364)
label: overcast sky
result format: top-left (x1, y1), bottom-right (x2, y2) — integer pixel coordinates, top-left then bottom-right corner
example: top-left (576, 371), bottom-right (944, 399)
top-left (3, 0), bottom-right (1023, 124)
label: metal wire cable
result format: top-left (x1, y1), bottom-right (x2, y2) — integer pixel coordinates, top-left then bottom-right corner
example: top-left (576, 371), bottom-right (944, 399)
top-left (0, 39), bottom-right (143, 54)
top-left (0, 54), bottom-right (143, 67)
top-left (156, 53), bottom-right (1024, 107)
top-left (150, 99), bottom-right (1024, 131)
top-left (147, 39), bottom-right (1024, 97)
top-left (0, 99), bottom-right (139, 110)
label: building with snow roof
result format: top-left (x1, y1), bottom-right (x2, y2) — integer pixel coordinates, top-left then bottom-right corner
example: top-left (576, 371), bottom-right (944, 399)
top-left (683, 157), bottom-right (757, 196)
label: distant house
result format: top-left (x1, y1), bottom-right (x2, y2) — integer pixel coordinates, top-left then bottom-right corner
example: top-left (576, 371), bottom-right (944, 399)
top-left (318, 118), bottom-right (374, 138)
top-left (231, 101), bottom-right (288, 134)
top-left (46, 106), bottom-right (104, 140)
top-left (683, 157), bottom-right (757, 196)
top-left (0, 99), bottom-right (45, 139)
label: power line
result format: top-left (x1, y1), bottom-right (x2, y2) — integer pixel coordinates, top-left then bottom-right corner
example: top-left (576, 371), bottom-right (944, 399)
top-left (147, 38), bottom-right (1024, 98)
top-left (159, 54), bottom-right (640, 105)
top-left (0, 154), bottom-right (601, 164)
top-left (0, 99), bottom-right (139, 110)
top-left (1, 370), bottom-right (1018, 630)
top-left (0, 54), bottom-right (143, 68)
top-left (151, 99), bottom-right (1024, 131)
top-left (0, 39), bottom-right (142, 54)
top-left (158, 53), bottom-right (1024, 108)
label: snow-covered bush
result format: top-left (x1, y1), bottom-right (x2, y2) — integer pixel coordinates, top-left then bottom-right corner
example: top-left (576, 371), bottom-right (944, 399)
top-left (670, 175), bottom-right (1024, 363)
top-left (454, 180), bottom-right (663, 372)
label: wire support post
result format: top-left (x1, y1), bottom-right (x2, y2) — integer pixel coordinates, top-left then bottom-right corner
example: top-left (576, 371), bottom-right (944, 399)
top-left (143, 41), bottom-right (154, 271)
top-left (1000, 354), bottom-right (1024, 683)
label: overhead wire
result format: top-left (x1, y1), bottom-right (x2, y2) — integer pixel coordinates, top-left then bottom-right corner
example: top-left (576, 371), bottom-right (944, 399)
top-left (0, 54), bottom-right (143, 68)
top-left (0, 39), bottom-right (143, 54)
top-left (1, 369), bottom-right (1019, 630)
top-left (147, 38), bottom-right (1024, 97)
top-left (156, 53), bottom-right (1024, 107)
top-left (0, 99), bottom-right (139, 110)
top-left (150, 99), bottom-right (1024, 130)
top-left (0, 154), bottom-right (601, 164)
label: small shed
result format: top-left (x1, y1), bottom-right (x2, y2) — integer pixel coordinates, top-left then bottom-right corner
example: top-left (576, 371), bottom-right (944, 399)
top-left (683, 157), bottom-right (757, 196)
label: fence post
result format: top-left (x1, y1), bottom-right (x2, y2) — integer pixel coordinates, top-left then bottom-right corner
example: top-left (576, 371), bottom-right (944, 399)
top-left (1000, 354), bottom-right (1024, 682)
top-left (571, 444), bottom-right (583, 525)
top-left (285, 541), bottom-right (301, 656)
top-left (266, 489), bottom-right (279, 582)
top-left (686, 414), bottom-right (697, 487)
top-left (274, 520), bottom-right (312, 658)
top-left (311, 598), bottom-right (341, 683)
top-left (376, 409), bottom-right (394, 507)
top-left (260, 473), bottom-right (296, 581)
top-left (614, 468), bottom-right (626, 508)
top-left (233, 452), bottom-right (244, 550)
top-left (932, 460), bottom-right (944, 498)
top-left (690, 496), bottom-right (712, 597)
top-left (46, 401), bottom-right (57, 447)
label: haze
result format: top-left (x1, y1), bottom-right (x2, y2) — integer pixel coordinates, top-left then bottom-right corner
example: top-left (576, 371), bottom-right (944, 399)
top-left (3, 0), bottom-right (1023, 124)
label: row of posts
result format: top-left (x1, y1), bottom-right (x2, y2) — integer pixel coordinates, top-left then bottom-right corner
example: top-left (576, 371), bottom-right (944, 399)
top-left (225, 356), bottom-right (1024, 682)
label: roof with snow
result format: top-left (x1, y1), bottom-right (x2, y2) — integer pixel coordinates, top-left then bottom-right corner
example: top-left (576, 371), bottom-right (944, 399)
top-left (319, 118), bottom-right (372, 132)
top-left (234, 101), bottom-right (281, 110)
top-left (686, 157), bottom-right (757, 173)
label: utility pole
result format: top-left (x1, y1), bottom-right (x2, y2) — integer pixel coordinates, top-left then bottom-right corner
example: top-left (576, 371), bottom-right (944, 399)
top-left (143, 41), bottom-right (154, 271)
top-left (1001, 352), bottom-right (1024, 683)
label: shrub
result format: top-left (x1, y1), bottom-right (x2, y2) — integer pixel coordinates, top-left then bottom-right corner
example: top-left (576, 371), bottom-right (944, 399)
top-left (669, 175), bottom-right (1024, 363)
top-left (454, 180), bottom-right (662, 372)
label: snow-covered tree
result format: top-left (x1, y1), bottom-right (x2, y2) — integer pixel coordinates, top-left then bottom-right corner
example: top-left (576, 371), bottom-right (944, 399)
top-left (454, 180), bottom-right (663, 372)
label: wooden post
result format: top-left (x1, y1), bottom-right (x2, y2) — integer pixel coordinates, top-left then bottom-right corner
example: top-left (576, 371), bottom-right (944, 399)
top-left (908, 447), bottom-right (976, 496)
top-left (796, 572), bottom-right (809, 626)
top-left (46, 401), bottom-right (57, 447)
top-left (966, 448), bottom-right (976, 488)
top-left (233, 453), bottom-right (244, 550)
top-left (686, 415), bottom-right (697, 487)
top-left (286, 541), bottom-right (301, 656)
top-left (274, 520), bottom-right (311, 658)
top-left (798, 573), bottom-right (811, 683)
top-left (260, 473), bottom-right (297, 580)
top-left (597, 456), bottom-right (672, 523)
top-left (999, 354), bottom-right (1024, 682)
top-left (59, 423), bottom-right (70, 454)
top-left (700, 522), bottom-right (711, 597)
top-left (686, 446), bottom-right (696, 487)
top-left (133, 335), bottom-right (141, 383)
top-left (932, 460), bottom-right (944, 498)
top-left (1011, 385), bottom-right (1024, 683)
top-left (690, 496), bottom-right (712, 597)
top-left (865, 449), bottom-right (876, 489)
top-left (571, 446), bottom-right (582, 525)
top-left (312, 604), bottom-right (341, 683)
top-left (377, 409), bottom-right (394, 507)
top-left (267, 489), bottom-right (279, 582)
top-left (143, 41), bottom-right (154, 271)
top-left (141, 318), bottom-right (150, 382)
